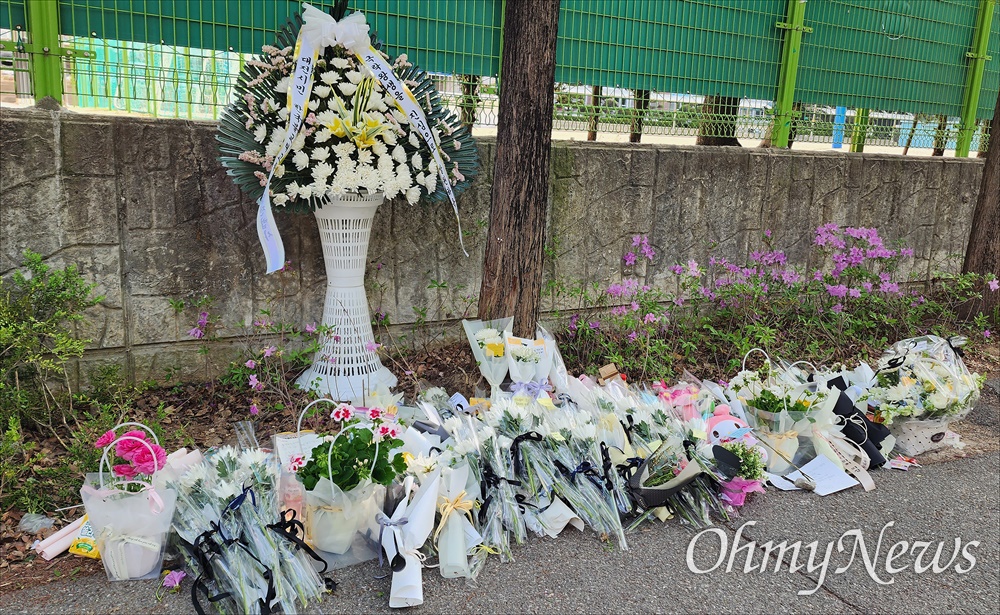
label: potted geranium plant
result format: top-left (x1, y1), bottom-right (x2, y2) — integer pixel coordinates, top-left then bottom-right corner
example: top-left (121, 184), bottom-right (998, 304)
top-left (218, 1), bottom-right (479, 402)
top-left (294, 403), bottom-right (406, 554)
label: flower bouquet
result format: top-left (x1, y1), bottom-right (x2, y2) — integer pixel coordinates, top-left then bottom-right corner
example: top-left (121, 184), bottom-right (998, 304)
top-left (295, 404), bottom-right (406, 555)
top-left (80, 423), bottom-right (175, 582)
top-left (867, 336), bottom-right (984, 455)
top-left (462, 317), bottom-right (514, 396)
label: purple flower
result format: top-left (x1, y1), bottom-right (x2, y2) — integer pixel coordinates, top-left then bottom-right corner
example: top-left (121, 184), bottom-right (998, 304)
top-left (624, 252), bottom-right (637, 266)
top-left (831, 303), bottom-right (843, 314)
top-left (813, 270), bottom-right (824, 282)
top-left (588, 321), bottom-right (600, 330)
top-left (764, 229), bottom-right (772, 238)
top-left (333, 335), bottom-right (341, 342)
top-left (248, 374), bottom-right (263, 391)
top-left (848, 288), bottom-right (861, 299)
top-left (569, 314), bottom-right (580, 332)
top-left (627, 331), bottom-right (638, 343)
top-left (862, 281), bottom-right (874, 293)
top-left (631, 301), bottom-right (640, 312)
top-left (611, 305), bottom-right (628, 317)
top-left (673, 297), bottom-right (684, 307)
top-left (686, 259), bottom-right (700, 277)
top-left (365, 341), bottom-right (382, 352)
top-left (245, 359), bottom-right (256, 369)
top-left (643, 313), bottom-right (658, 324)
top-left (900, 248), bottom-right (915, 258)
top-left (825, 284), bottom-right (849, 298)
top-left (988, 279), bottom-right (999, 292)
top-left (670, 265), bottom-right (684, 275)
top-left (879, 281), bottom-right (900, 294)
top-left (985, 329), bottom-right (992, 339)
top-left (305, 322), bottom-right (317, 334)
top-left (262, 345), bottom-right (277, 357)
top-left (250, 403), bottom-right (260, 416)
top-left (163, 570), bottom-right (186, 589)
top-left (632, 235), bottom-right (642, 247)
top-left (188, 327), bottom-right (204, 339)
top-left (197, 312), bottom-right (209, 328)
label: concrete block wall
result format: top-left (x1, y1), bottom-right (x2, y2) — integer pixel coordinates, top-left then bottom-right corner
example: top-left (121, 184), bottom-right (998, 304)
top-left (0, 108), bottom-right (983, 384)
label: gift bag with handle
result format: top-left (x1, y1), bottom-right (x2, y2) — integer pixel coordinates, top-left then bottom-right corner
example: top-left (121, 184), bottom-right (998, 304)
top-left (81, 427), bottom-right (177, 581)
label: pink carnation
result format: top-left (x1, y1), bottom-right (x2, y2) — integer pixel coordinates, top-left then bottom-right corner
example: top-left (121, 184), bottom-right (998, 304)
top-left (115, 431), bottom-right (148, 460)
top-left (112, 464), bottom-right (139, 479)
top-left (132, 443), bottom-right (168, 475)
top-left (94, 429), bottom-right (116, 449)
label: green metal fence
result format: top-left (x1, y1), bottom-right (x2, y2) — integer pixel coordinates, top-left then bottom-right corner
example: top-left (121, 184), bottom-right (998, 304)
top-left (1, 0), bottom-right (997, 154)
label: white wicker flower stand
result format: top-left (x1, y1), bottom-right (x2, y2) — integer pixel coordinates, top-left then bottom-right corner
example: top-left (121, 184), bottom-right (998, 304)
top-left (296, 192), bottom-right (397, 403)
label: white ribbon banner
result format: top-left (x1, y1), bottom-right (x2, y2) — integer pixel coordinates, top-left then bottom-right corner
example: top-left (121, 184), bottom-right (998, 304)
top-left (254, 4), bottom-right (467, 272)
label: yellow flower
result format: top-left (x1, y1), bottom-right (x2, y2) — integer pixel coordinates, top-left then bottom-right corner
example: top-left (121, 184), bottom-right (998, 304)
top-left (485, 341), bottom-right (505, 357)
top-left (328, 117), bottom-right (347, 138)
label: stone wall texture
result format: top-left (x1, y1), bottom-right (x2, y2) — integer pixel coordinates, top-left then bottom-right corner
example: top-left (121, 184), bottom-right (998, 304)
top-left (0, 108), bottom-right (984, 385)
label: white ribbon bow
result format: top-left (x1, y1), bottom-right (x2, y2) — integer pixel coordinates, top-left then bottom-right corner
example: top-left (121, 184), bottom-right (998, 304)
top-left (301, 3), bottom-right (371, 54)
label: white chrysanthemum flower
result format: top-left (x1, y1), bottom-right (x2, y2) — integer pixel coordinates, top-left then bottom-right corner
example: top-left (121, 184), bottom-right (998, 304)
top-left (345, 70), bottom-right (363, 84)
top-left (338, 82), bottom-right (358, 96)
top-left (240, 448), bottom-right (269, 468)
top-left (411, 153), bottom-right (423, 169)
top-left (409, 132), bottom-right (420, 147)
top-left (312, 161), bottom-right (335, 181)
top-left (310, 179), bottom-right (329, 200)
top-left (274, 163), bottom-right (286, 178)
top-left (292, 151), bottom-right (309, 171)
top-left (278, 106), bottom-right (290, 121)
top-left (313, 127), bottom-right (333, 143)
top-left (414, 172), bottom-right (426, 187)
top-left (331, 57), bottom-right (350, 69)
top-left (312, 84), bottom-right (331, 98)
top-left (333, 142), bottom-right (356, 158)
top-left (212, 481), bottom-right (243, 501)
top-left (372, 141), bottom-right (387, 157)
top-left (320, 70), bottom-right (339, 84)
top-left (311, 147), bottom-right (331, 162)
top-left (383, 129), bottom-right (397, 145)
top-left (276, 76), bottom-right (290, 93)
top-left (285, 181), bottom-right (301, 198)
top-left (406, 185), bottom-right (420, 204)
top-left (265, 127), bottom-right (287, 157)
top-left (290, 131), bottom-right (305, 151)
top-left (316, 110), bottom-right (337, 127)
top-left (391, 145), bottom-right (407, 164)
top-left (428, 160), bottom-right (439, 175)
top-left (357, 149), bottom-right (373, 166)
top-left (297, 183), bottom-right (313, 200)
top-left (273, 194), bottom-right (289, 206)
top-left (377, 155), bottom-right (394, 174)
top-left (425, 172), bottom-right (437, 193)
top-left (392, 109), bottom-right (409, 125)
top-left (253, 125), bottom-right (267, 143)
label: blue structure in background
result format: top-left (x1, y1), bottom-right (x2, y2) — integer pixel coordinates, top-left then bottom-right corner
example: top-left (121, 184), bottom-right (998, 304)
top-left (832, 106), bottom-right (846, 148)
top-left (897, 118), bottom-right (980, 151)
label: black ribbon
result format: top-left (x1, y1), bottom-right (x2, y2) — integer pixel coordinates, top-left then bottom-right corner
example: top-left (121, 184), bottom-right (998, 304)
top-left (478, 462), bottom-right (522, 525)
top-left (266, 508), bottom-right (330, 576)
top-left (189, 523), bottom-right (232, 615)
top-left (599, 442), bottom-right (615, 491)
top-left (510, 431), bottom-right (543, 478)
top-left (616, 457), bottom-right (645, 481)
top-left (947, 336), bottom-right (966, 358)
top-left (226, 484), bottom-right (257, 513)
top-left (832, 390), bottom-right (889, 468)
top-left (620, 415), bottom-right (636, 442)
top-left (558, 459), bottom-right (605, 490)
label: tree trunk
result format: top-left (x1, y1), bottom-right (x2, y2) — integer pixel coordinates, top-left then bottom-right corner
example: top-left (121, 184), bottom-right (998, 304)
top-left (587, 85), bottom-right (601, 141)
top-left (629, 89), bottom-right (650, 143)
top-left (477, 0), bottom-right (560, 337)
top-left (962, 89), bottom-right (1000, 323)
top-left (458, 74), bottom-right (481, 128)
top-left (760, 101), bottom-right (801, 149)
top-left (932, 114), bottom-right (948, 156)
top-left (902, 114), bottom-right (922, 156)
top-left (696, 95), bottom-right (741, 146)
top-left (977, 118), bottom-right (989, 159)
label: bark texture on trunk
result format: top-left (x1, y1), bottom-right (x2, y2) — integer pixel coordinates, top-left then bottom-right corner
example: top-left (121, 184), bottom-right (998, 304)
top-left (477, 0), bottom-right (560, 337)
top-left (629, 89), bottom-right (650, 143)
top-left (696, 95), bottom-right (741, 146)
top-left (963, 91), bottom-right (1000, 322)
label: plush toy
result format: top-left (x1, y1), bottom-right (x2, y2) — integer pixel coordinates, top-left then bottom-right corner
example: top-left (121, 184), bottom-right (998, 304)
top-left (706, 405), bottom-right (769, 464)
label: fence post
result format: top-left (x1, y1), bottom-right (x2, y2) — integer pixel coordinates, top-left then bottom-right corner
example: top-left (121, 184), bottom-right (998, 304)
top-left (772, 0), bottom-right (810, 148)
top-left (956, 0), bottom-right (995, 158)
top-left (850, 108), bottom-right (870, 152)
top-left (25, 0), bottom-right (63, 105)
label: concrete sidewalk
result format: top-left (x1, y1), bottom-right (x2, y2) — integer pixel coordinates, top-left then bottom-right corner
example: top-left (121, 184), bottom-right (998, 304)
top-left (5, 448), bottom-right (998, 615)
